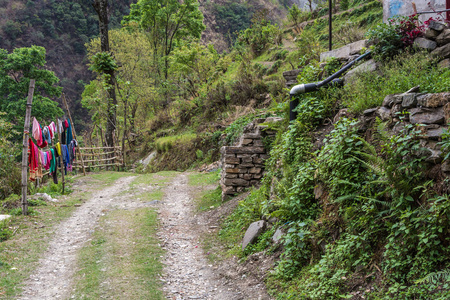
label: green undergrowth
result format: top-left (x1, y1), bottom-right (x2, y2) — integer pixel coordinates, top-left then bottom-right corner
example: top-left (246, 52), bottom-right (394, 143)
top-left (154, 132), bottom-right (197, 153)
top-left (340, 50), bottom-right (450, 113)
top-left (188, 170), bottom-right (222, 211)
top-left (219, 45), bottom-right (450, 298)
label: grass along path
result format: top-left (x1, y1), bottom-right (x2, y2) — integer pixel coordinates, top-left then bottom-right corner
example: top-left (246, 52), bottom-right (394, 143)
top-left (18, 175), bottom-right (137, 300)
top-left (0, 173), bottom-right (132, 299)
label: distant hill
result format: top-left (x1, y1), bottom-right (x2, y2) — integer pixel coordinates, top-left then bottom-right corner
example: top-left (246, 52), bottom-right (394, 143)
top-left (0, 0), bottom-right (291, 131)
top-left (0, 0), bottom-right (137, 131)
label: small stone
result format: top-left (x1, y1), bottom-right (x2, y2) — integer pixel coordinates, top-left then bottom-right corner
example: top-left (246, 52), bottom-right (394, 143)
top-left (401, 93), bottom-right (417, 108)
top-left (272, 228), bottom-right (284, 243)
top-left (436, 29), bottom-right (450, 45)
top-left (425, 28), bottom-right (439, 40)
top-left (0, 215), bottom-right (11, 221)
top-left (224, 157), bottom-right (240, 164)
top-left (225, 168), bottom-right (239, 174)
top-left (428, 20), bottom-right (447, 32)
top-left (377, 107), bottom-right (391, 121)
top-left (438, 58), bottom-right (450, 69)
top-left (431, 43), bottom-right (450, 59)
top-left (242, 221), bottom-right (266, 250)
top-left (240, 138), bottom-right (253, 145)
top-left (363, 107), bottom-right (378, 115)
top-left (442, 161), bottom-right (450, 172)
top-left (413, 37), bottom-right (437, 50)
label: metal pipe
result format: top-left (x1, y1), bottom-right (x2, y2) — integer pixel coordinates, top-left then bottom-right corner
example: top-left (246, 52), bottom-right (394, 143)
top-left (289, 51), bottom-right (372, 121)
top-left (329, 0), bottom-right (332, 51)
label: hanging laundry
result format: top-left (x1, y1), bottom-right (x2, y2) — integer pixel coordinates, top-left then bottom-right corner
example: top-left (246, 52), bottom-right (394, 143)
top-left (32, 117), bottom-right (42, 146)
top-left (66, 119), bottom-right (73, 145)
top-left (49, 148), bottom-right (58, 184)
top-left (68, 140), bottom-right (77, 164)
top-left (43, 126), bottom-right (52, 145)
top-left (49, 122), bottom-right (56, 139)
top-left (28, 138), bottom-right (42, 181)
top-left (56, 142), bottom-right (62, 156)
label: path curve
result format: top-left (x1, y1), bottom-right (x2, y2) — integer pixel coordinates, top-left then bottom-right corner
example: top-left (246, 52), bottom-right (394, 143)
top-left (19, 176), bottom-right (136, 300)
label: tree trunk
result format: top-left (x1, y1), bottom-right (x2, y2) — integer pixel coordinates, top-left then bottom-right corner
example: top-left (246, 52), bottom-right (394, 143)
top-left (93, 0), bottom-right (116, 148)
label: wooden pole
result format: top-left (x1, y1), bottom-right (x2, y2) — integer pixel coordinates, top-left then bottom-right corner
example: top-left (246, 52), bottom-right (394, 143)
top-left (21, 79), bottom-right (35, 216)
top-left (59, 118), bottom-right (65, 194)
top-left (62, 93), bottom-right (86, 176)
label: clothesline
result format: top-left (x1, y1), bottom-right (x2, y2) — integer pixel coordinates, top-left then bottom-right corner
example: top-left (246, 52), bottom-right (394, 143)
top-left (28, 116), bottom-right (78, 183)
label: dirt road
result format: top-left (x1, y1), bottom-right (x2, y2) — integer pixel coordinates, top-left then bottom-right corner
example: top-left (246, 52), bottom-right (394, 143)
top-left (16, 172), bottom-right (271, 300)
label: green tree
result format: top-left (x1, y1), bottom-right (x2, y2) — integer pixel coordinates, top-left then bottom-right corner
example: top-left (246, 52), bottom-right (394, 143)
top-left (123, 0), bottom-right (205, 93)
top-left (0, 46), bottom-right (63, 130)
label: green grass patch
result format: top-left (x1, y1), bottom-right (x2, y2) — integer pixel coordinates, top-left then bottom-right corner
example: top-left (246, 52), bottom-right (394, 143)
top-left (72, 208), bottom-right (164, 299)
top-left (154, 133), bottom-right (197, 153)
top-left (340, 50), bottom-right (450, 113)
top-left (90, 172), bottom-right (134, 185)
top-left (187, 170), bottom-right (220, 187)
top-left (187, 171), bottom-right (222, 211)
top-left (196, 187), bottom-right (222, 211)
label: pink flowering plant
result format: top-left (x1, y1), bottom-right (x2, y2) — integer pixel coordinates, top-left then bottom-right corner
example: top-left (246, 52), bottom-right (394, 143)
top-left (367, 14), bottom-right (424, 60)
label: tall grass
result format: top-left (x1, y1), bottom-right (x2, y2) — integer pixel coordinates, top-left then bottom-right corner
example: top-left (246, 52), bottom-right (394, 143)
top-left (341, 51), bottom-right (450, 113)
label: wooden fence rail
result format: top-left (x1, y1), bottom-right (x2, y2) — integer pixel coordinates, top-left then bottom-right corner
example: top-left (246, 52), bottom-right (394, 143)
top-left (73, 146), bottom-right (124, 171)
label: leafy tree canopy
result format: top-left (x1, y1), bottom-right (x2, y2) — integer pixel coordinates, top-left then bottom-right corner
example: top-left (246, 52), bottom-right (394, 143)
top-left (0, 46), bottom-right (63, 127)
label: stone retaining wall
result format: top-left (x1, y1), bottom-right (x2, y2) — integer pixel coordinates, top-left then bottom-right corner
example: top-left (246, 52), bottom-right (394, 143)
top-left (220, 118), bottom-right (280, 200)
top-left (360, 90), bottom-right (450, 173)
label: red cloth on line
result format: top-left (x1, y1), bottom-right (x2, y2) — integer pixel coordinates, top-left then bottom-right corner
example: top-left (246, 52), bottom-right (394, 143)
top-left (28, 138), bottom-right (42, 181)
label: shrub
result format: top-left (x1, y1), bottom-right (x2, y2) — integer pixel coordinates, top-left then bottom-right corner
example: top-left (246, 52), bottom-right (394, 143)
top-left (367, 14), bottom-right (423, 60)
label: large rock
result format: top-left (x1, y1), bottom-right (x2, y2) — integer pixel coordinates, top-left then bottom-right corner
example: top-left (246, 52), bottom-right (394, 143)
top-left (344, 59), bottom-right (378, 83)
top-left (401, 93), bottom-right (418, 108)
top-left (413, 37), bottom-right (437, 51)
top-left (320, 40), bottom-right (367, 61)
top-left (417, 93), bottom-right (450, 108)
top-left (425, 28), bottom-right (440, 40)
top-left (377, 106), bottom-right (391, 121)
top-left (272, 228), bottom-right (284, 243)
top-left (242, 220), bottom-right (266, 250)
top-left (409, 107), bottom-right (445, 124)
top-left (431, 43), bottom-right (450, 59)
top-left (436, 29), bottom-right (450, 46)
top-left (428, 20), bottom-right (447, 32)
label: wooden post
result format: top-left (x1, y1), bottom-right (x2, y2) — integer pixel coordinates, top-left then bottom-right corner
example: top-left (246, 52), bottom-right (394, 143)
top-left (59, 118), bottom-right (65, 194)
top-left (21, 79), bottom-right (35, 216)
top-left (62, 93), bottom-right (86, 176)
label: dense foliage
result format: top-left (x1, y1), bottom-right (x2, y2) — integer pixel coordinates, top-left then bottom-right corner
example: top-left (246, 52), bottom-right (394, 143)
top-left (0, 46), bottom-right (63, 131)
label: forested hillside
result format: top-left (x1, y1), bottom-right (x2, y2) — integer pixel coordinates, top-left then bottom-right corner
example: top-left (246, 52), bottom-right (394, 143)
top-left (0, 0), bottom-right (291, 131)
top-left (0, 0), bottom-right (137, 130)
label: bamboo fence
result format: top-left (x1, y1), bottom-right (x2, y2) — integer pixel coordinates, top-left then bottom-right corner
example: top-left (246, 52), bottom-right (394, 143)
top-left (73, 146), bottom-right (124, 171)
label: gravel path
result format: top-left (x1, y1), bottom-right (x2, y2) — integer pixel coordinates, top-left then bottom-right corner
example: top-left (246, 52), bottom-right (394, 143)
top-left (17, 172), bottom-right (270, 300)
top-left (158, 174), bottom-right (244, 300)
top-left (18, 176), bottom-right (136, 300)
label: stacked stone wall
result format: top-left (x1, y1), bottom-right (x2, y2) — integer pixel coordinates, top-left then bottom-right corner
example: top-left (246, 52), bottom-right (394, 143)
top-left (359, 90), bottom-right (450, 173)
top-left (220, 118), bottom-right (280, 200)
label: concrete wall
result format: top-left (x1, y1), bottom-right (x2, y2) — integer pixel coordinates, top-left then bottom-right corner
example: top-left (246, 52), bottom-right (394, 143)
top-left (383, 0), bottom-right (446, 23)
